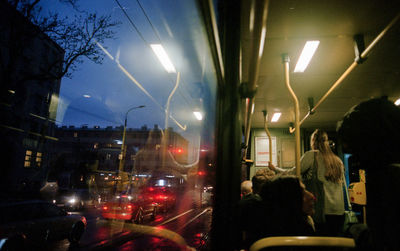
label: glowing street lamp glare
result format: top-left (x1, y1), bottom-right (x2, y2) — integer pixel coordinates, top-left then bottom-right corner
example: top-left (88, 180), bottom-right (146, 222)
top-left (294, 41), bottom-right (320, 73)
top-left (150, 44), bottom-right (176, 73)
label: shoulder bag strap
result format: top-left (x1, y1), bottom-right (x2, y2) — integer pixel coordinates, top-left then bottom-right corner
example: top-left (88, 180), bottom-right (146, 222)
top-left (343, 170), bottom-right (352, 211)
top-left (312, 152), bottom-right (318, 177)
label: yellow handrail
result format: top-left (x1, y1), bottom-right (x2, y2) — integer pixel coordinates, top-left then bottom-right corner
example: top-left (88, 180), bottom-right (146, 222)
top-left (262, 110), bottom-right (273, 165)
top-left (296, 12), bottom-right (400, 129)
top-left (250, 236), bottom-right (356, 251)
top-left (243, 0), bottom-right (270, 155)
top-left (282, 54), bottom-right (301, 177)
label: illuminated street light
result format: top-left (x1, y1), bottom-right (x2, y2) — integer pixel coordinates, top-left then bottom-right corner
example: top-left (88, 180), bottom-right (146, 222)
top-left (117, 105), bottom-right (145, 192)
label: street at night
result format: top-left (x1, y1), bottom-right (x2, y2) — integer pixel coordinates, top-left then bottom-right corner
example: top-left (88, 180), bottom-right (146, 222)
top-left (46, 188), bottom-right (212, 250)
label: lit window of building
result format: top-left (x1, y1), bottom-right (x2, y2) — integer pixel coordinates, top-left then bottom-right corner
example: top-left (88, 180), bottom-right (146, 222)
top-left (24, 150), bottom-right (32, 167)
top-left (36, 152), bottom-right (42, 167)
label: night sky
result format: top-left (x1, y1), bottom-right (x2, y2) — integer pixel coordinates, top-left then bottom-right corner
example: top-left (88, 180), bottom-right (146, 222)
top-left (40, 0), bottom-right (217, 147)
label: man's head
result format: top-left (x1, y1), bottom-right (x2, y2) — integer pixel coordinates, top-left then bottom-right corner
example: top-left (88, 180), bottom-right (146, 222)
top-left (337, 96), bottom-right (400, 167)
top-left (241, 180), bottom-right (253, 196)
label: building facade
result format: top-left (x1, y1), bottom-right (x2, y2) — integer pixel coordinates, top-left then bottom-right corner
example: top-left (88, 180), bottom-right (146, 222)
top-left (51, 124), bottom-right (189, 189)
top-left (0, 1), bottom-right (64, 195)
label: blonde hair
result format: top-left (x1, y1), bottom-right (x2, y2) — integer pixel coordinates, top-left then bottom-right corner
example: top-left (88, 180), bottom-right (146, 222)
top-left (311, 129), bottom-right (343, 183)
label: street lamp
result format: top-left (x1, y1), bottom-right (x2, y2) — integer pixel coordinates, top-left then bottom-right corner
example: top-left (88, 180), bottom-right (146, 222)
top-left (117, 105), bottom-right (145, 190)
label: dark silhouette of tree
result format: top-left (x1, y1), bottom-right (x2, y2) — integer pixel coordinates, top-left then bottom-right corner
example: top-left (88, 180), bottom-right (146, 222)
top-left (2, 0), bottom-right (120, 81)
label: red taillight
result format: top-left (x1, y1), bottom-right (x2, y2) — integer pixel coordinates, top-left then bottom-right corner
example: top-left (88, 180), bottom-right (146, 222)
top-left (125, 204), bottom-right (135, 212)
top-left (103, 206), bottom-right (108, 211)
top-left (81, 216), bottom-right (87, 227)
top-left (156, 195), bottom-right (168, 200)
top-left (121, 195), bottom-right (128, 198)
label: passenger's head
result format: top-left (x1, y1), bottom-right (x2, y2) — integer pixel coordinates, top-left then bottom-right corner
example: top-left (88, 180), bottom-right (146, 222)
top-left (252, 168), bottom-right (275, 194)
top-left (310, 129), bottom-right (330, 153)
top-left (241, 180), bottom-right (252, 196)
top-left (311, 129), bottom-right (343, 183)
top-left (261, 175), bottom-right (307, 216)
top-left (337, 96), bottom-right (400, 167)
top-left (252, 174), bottom-right (268, 195)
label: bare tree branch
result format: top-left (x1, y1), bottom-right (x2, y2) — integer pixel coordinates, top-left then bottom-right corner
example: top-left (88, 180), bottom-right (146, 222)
top-left (3, 0), bottom-right (120, 82)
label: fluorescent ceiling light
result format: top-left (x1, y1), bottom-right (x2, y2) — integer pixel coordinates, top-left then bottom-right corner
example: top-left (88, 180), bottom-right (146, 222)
top-left (193, 111), bottom-right (203, 121)
top-left (271, 112), bottom-right (282, 122)
top-left (294, 41), bottom-right (320, 73)
top-left (83, 94), bottom-right (91, 98)
top-left (395, 98), bottom-right (400, 106)
top-left (150, 44), bottom-right (176, 73)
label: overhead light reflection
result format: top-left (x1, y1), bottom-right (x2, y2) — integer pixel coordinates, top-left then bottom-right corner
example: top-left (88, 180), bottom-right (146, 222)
top-left (150, 44), bottom-right (176, 73)
top-left (271, 112), bottom-right (281, 122)
top-left (193, 111), bottom-right (203, 121)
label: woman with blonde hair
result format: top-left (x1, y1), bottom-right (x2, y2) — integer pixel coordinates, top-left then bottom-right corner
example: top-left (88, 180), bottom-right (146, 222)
top-left (269, 129), bottom-right (345, 236)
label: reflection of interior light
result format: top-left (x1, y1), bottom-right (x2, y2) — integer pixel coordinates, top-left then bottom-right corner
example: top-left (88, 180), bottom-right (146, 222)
top-left (271, 112), bottom-right (282, 122)
top-left (150, 44), bottom-right (176, 73)
top-left (83, 94), bottom-right (91, 98)
top-left (395, 98), bottom-right (400, 106)
top-left (294, 41), bottom-right (320, 73)
top-left (193, 111), bottom-right (203, 121)
top-left (157, 179), bottom-right (166, 186)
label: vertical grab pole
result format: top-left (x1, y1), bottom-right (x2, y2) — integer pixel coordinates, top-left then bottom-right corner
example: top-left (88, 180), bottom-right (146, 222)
top-left (262, 110), bottom-right (273, 166)
top-left (282, 54), bottom-right (301, 177)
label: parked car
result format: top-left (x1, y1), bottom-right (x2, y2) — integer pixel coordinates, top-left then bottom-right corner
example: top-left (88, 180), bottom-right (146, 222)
top-left (101, 192), bottom-right (158, 224)
top-left (0, 200), bottom-right (87, 250)
top-left (53, 189), bottom-right (91, 211)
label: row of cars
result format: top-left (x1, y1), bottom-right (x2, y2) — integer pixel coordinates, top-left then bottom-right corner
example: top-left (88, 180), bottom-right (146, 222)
top-left (0, 185), bottom-right (178, 250)
top-left (101, 186), bottom-right (177, 223)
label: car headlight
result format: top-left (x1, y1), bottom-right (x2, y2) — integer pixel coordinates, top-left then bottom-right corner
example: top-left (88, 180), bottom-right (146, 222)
top-left (68, 197), bottom-right (77, 204)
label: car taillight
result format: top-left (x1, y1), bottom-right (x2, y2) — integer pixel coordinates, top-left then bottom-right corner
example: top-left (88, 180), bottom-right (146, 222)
top-left (126, 204), bottom-right (135, 212)
top-left (81, 216), bottom-right (87, 227)
top-left (103, 206), bottom-right (108, 211)
top-left (156, 195), bottom-right (168, 200)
